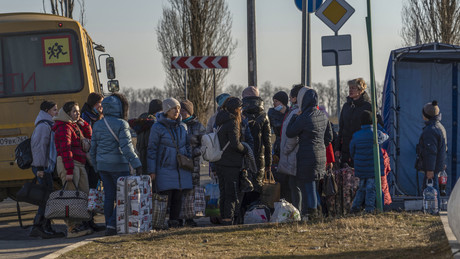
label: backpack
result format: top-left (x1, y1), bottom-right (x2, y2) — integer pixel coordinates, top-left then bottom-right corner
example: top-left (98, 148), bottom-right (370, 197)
top-left (15, 120), bottom-right (53, 170)
top-left (200, 126), bottom-right (230, 162)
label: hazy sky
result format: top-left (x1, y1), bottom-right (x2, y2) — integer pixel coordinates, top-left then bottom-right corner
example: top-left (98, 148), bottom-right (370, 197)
top-left (2, 0), bottom-right (404, 90)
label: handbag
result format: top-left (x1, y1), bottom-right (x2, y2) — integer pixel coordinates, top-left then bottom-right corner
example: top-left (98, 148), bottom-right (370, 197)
top-left (44, 181), bottom-right (91, 221)
top-left (260, 170), bottom-right (280, 209)
top-left (164, 126), bottom-right (194, 171)
top-left (240, 168), bottom-right (254, 193)
top-left (323, 169), bottom-right (337, 197)
top-left (179, 189), bottom-right (195, 219)
top-left (88, 180), bottom-right (104, 214)
top-left (194, 186), bottom-right (206, 217)
top-left (76, 127), bottom-right (91, 153)
top-left (16, 177), bottom-right (50, 206)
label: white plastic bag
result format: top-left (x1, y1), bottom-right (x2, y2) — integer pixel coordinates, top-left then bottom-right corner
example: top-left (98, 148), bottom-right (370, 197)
top-left (244, 204), bottom-right (270, 224)
top-left (270, 199), bottom-right (301, 223)
top-left (448, 177), bottom-right (460, 241)
top-left (87, 181), bottom-right (104, 214)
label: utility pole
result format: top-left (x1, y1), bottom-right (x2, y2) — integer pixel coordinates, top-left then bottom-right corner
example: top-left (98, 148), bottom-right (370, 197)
top-left (247, 0), bottom-right (257, 87)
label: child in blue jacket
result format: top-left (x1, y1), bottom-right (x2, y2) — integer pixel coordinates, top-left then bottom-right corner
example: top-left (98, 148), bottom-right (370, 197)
top-left (350, 110), bottom-right (389, 213)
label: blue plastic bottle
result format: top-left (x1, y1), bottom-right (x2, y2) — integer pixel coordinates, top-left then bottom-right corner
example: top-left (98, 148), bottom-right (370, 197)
top-left (423, 179), bottom-right (438, 215)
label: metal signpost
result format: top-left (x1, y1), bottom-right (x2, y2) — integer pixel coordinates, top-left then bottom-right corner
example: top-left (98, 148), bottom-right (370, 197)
top-left (315, 0), bottom-right (354, 119)
top-left (294, 0), bottom-right (323, 86)
top-left (171, 56), bottom-right (229, 110)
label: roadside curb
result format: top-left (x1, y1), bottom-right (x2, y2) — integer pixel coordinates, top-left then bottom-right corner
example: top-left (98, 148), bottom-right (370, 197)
top-left (440, 211), bottom-right (460, 258)
top-left (42, 236), bottom-right (106, 259)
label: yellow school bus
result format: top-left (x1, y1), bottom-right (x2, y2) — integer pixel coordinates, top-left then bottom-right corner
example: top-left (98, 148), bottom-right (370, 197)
top-left (0, 13), bottom-right (116, 201)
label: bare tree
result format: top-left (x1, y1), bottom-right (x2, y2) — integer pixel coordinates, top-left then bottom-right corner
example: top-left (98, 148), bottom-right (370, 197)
top-left (401, 0), bottom-right (460, 45)
top-left (43, 0), bottom-right (75, 18)
top-left (76, 0), bottom-right (86, 27)
top-left (121, 87), bottom-right (167, 119)
top-left (157, 0), bottom-right (237, 124)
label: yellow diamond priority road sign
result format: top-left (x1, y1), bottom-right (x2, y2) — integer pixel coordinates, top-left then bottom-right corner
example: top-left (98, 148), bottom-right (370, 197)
top-left (315, 0), bottom-right (355, 33)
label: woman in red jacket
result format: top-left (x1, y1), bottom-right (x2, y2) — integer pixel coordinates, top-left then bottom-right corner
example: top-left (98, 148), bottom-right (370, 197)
top-left (52, 101), bottom-right (93, 238)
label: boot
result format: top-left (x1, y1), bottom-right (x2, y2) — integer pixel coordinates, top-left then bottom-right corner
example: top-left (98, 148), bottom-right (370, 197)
top-left (29, 225), bottom-right (54, 239)
top-left (87, 219), bottom-right (106, 232)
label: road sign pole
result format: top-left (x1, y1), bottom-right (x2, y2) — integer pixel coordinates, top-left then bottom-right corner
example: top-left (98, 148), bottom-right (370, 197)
top-left (184, 70), bottom-right (188, 100)
top-left (213, 69), bottom-right (217, 112)
top-left (301, 0), bottom-right (307, 85)
top-left (307, 12), bottom-right (311, 86)
top-left (335, 32), bottom-right (341, 119)
top-left (247, 0), bottom-right (257, 87)
top-left (366, 0), bottom-right (383, 212)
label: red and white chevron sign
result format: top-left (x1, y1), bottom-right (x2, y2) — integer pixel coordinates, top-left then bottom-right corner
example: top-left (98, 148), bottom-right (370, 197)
top-left (171, 56), bottom-right (228, 69)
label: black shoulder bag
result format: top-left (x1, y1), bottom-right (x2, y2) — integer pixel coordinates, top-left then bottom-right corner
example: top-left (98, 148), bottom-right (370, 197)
top-left (164, 125), bottom-right (194, 172)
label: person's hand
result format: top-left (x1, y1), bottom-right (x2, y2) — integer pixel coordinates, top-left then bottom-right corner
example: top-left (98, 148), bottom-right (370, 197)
top-left (37, 171), bottom-right (44, 178)
top-left (297, 110), bottom-right (302, 115)
top-left (135, 167), bottom-right (143, 176)
top-left (150, 174), bottom-right (156, 181)
top-left (66, 174), bottom-right (73, 182)
top-left (426, 171), bottom-right (434, 179)
top-left (77, 118), bottom-right (85, 126)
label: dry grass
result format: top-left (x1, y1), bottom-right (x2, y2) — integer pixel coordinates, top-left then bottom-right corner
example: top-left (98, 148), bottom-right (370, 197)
top-left (60, 212), bottom-right (452, 258)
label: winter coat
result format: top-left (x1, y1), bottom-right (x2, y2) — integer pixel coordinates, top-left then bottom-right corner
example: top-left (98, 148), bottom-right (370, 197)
top-left (418, 114), bottom-right (447, 173)
top-left (90, 95), bottom-right (141, 173)
top-left (286, 88), bottom-right (333, 181)
top-left (349, 125), bottom-right (389, 179)
top-left (268, 107), bottom-right (287, 156)
top-left (128, 114), bottom-right (156, 174)
top-left (31, 110), bottom-right (54, 170)
top-left (81, 103), bottom-right (99, 127)
top-left (147, 113), bottom-right (193, 192)
top-left (215, 109), bottom-right (247, 168)
top-left (278, 104), bottom-right (299, 176)
top-left (52, 108), bottom-right (91, 175)
top-left (336, 92), bottom-right (372, 164)
top-left (183, 115), bottom-right (206, 186)
top-left (242, 96), bottom-right (272, 170)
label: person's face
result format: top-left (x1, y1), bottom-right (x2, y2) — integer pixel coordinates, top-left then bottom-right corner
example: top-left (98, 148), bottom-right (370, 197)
top-left (290, 96), bottom-right (297, 105)
top-left (273, 99), bottom-right (283, 108)
top-left (166, 106), bottom-right (180, 120)
top-left (70, 105), bottom-right (80, 121)
top-left (47, 105), bottom-right (58, 117)
top-left (93, 98), bottom-right (103, 114)
top-left (180, 108), bottom-right (190, 119)
top-left (348, 85), bottom-right (362, 99)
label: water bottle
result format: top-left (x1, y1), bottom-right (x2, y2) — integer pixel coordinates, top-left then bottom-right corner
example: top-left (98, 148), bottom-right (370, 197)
top-left (438, 170), bottom-right (448, 196)
top-left (423, 179), bottom-right (438, 215)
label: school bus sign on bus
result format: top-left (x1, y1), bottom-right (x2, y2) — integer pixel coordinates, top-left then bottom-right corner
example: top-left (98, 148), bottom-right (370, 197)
top-left (0, 13), bottom-right (117, 201)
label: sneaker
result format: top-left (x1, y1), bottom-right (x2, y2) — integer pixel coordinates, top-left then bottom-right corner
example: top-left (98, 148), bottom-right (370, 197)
top-left (105, 227), bottom-right (117, 236)
top-left (184, 219), bottom-right (198, 227)
top-left (66, 225), bottom-right (92, 238)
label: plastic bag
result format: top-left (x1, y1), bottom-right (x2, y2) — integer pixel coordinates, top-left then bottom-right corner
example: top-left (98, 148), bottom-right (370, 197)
top-left (87, 181), bottom-right (104, 214)
top-left (244, 204), bottom-right (270, 224)
top-left (204, 182), bottom-right (220, 217)
top-left (270, 199), bottom-right (301, 223)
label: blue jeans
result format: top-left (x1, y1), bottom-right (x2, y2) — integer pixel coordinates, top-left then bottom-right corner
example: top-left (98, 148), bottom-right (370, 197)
top-left (99, 171), bottom-right (130, 229)
top-left (31, 167), bottom-right (53, 226)
top-left (352, 178), bottom-right (376, 213)
top-left (299, 180), bottom-right (317, 215)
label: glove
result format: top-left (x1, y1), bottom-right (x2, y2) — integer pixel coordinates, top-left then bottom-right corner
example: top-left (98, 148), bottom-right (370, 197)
top-left (135, 167), bottom-right (143, 176)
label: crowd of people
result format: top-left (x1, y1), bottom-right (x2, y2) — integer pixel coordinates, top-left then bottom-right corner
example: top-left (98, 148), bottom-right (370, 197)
top-left (27, 77), bottom-right (447, 238)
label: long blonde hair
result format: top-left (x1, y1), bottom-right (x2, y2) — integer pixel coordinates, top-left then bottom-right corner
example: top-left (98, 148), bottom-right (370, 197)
top-left (348, 78), bottom-right (367, 93)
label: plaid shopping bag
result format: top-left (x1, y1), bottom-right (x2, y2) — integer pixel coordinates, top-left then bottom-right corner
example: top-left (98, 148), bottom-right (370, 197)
top-left (179, 190), bottom-right (195, 219)
top-left (194, 187), bottom-right (206, 217)
top-left (152, 193), bottom-right (168, 229)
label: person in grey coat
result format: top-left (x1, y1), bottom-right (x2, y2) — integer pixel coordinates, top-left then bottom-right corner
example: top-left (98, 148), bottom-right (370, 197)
top-left (147, 98), bottom-right (193, 228)
top-left (417, 100), bottom-right (447, 198)
top-left (29, 101), bottom-right (64, 238)
top-left (278, 85), bottom-right (303, 210)
top-left (286, 87), bottom-right (333, 219)
top-left (90, 93), bottom-right (142, 236)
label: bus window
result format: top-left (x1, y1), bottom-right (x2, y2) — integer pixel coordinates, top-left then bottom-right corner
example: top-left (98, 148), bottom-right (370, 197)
top-left (0, 31), bottom-right (83, 97)
top-left (85, 34), bottom-right (100, 93)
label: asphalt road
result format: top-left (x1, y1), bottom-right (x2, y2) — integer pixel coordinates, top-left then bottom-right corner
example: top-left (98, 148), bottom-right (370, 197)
top-left (0, 164), bottom-right (212, 259)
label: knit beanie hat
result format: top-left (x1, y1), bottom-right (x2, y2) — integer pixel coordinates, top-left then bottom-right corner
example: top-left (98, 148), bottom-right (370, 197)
top-left (225, 97), bottom-right (243, 114)
top-left (242, 86), bottom-right (259, 98)
top-left (180, 100), bottom-right (194, 116)
top-left (273, 91), bottom-right (289, 107)
top-left (216, 93), bottom-right (230, 107)
top-left (162, 98), bottom-right (180, 113)
top-left (361, 110), bottom-right (373, 125)
top-left (148, 99), bottom-right (162, 115)
top-left (40, 100), bottom-right (56, 112)
top-left (423, 100), bottom-right (440, 119)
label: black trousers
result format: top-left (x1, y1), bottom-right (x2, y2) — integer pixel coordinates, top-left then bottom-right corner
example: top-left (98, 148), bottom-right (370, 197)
top-left (159, 189), bottom-right (184, 221)
top-left (216, 165), bottom-right (240, 220)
